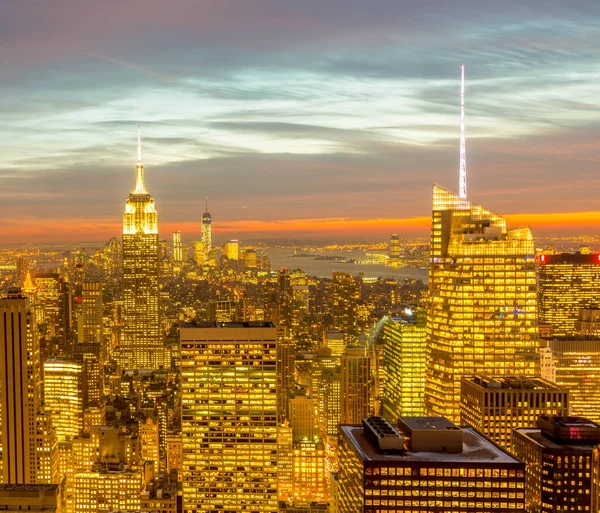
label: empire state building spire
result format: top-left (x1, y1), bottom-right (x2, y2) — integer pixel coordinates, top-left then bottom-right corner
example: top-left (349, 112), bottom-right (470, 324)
top-left (459, 64), bottom-right (467, 199)
top-left (133, 124), bottom-right (148, 195)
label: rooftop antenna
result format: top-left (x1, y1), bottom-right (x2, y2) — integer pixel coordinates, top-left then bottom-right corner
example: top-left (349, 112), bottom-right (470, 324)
top-left (459, 64), bottom-right (467, 199)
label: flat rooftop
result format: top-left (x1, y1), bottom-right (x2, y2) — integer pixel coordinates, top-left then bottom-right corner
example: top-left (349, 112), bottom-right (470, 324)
top-left (340, 425), bottom-right (520, 464)
top-left (515, 429), bottom-right (599, 452)
top-left (464, 375), bottom-right (564, 391)
top-left (180, 321), bottom-right (275, 329)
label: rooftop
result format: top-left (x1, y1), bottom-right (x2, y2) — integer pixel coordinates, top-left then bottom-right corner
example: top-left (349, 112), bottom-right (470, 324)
top-left (340, 425), bottom-right (520, 465)
top-left (180, 321), bottom-right (275, 329)
top-left (464, 375), bottom-right (564, 391)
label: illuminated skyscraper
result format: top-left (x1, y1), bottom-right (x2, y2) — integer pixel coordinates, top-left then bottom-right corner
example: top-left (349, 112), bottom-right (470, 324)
top-left (425, 184), bottom-right (539, 422)
top-left (380, 312), bottom-right (426, 420)
top-left (513, 416), bottom-right (600, 513)
top-left (460, 376), bottom-right (568, 450)
top-left (0, 288), bottom-right (41, 484)
top-left (223, 240), bottom-right (239, 260)
top-left (332, 272), bottom-right (360, 343)
top-left (540, 337), bottom-right (600, 423)
top-left (78, 281), bottom-right (102, 344)
top-left (202, 197), bottom-right (212, 259)
top-left (389, 234), bottom-right (400, 260)
top-left (340, 346), bottom-right (371, 424)
top-left (172, 231), bottom-right (183, 262)
top-left (538, 253), bottom-right (600, 336)
top-left (43, 358), bottom-right (83, 442)
top-left (337, 416), bottom-right (526, 513)
top-left (180, 323), bottom-right (278, 513)
top-left (122, 127), bottom-right (163, 370)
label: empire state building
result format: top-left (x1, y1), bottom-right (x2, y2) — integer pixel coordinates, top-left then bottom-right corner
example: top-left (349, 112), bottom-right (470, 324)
top-left (121, 128), bottom-right (163, 370)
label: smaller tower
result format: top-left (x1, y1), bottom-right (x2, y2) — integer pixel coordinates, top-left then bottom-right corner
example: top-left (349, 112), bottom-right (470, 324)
top-left (459, 64), bottom-right (467, 199)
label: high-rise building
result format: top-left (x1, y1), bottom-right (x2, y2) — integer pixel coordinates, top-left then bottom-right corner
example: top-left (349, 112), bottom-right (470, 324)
top-left (389, 234), bottom-right (400, 260)
top-left (202, 197), bottom-right (212, 261)
top-left (337, 416), bottom-right (526, 513)
top-left (574, 307), bottom-right (600, 336)
top-left (538, 253), bottom-right (600, 336)
top-left (0, 288), bottom-right (42, 484)
top-left (180, 323), bottom-right (278, 513)
top-left (380, 313), bottom-right (426, 420)
top-left (139, 417), bottom-right (160, 465)
top-left (340, 346), bottom-right (371, 424)
top-left (425, 184), bottom-right (539, 422)
top-left (73, 343), bottom-right (102, 407)
top-left (78, 281), bottom-right (102, 344)
top-left (223, 240), bottom-right (239, 261)
top-left (513, 416), bottom-right (600, 513)
top-left (43, 359), bottom-right (83, 442)
top-left (460, 376), bottom-right (569, 450)
top-left (332, 272), bottom-right (360, 343)
top-left (172, 231), bottom-right (183, 262)
top-left (288, 391), bottom-right (316, 442)
top-left (276, 423), bottom-right (294, 501)
top-left (122, 128), bottom-right (163, 370)
top-left (276, 335), bottom-right (295, 423)
top-left (72, 468), bottom-right (143, 512)
top-left (292, 439), bottom-right (328, 502)
top-left (540, 337), bottom-right (600, 423)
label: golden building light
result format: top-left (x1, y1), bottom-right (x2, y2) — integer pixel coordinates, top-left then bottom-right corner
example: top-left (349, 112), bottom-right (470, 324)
top-left (43, 359), bottom-right (83, 443)
top-left (460, 376), bottom-right (569, 450)
top-left (121, 127), bottom-right (163, 370)
top-left (538, 253), bottom-right (600, 336)
top-left (380, 312), bottom-right (427, 420)
top-left (337, 416), bottom-right (526, 513)
top-left (426, 184), bottom-right (539, 422)
top-left (180, 322), bottom-right (278, 513)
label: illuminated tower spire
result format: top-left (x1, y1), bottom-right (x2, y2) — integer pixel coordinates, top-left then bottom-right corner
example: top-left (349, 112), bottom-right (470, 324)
top-left (459, 64), bottom-right (467, 199)
top-left (133, 123), bottom-right (147, 194)
top-left (205, 196), bottom-right (208, 213)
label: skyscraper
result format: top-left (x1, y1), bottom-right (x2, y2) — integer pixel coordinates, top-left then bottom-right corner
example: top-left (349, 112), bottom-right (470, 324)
top-left (337, 416), bottom-right (526, 513)
top-left (43, 358), bottom-right (83, 442)
top-left (332, 272), bottom-right (360, 344)
top-left (425, 184), bottom-right (539, 421)
top-left (202, 197), bottom-right (212, 260)
top-left (380, 312), bottom-right (427, 420)
top-left (172, 231), bottom-right (183, 262)
top-left (340, 346), bottom-right (371, 424)
top-left (122, 127), bottom-right (163, 370)
top-left (180, 322), bottom-right (278, 513)
top-left (0, 288), bottom-right (41, 484)
top-left (538, 253), bottom-right (600, 336)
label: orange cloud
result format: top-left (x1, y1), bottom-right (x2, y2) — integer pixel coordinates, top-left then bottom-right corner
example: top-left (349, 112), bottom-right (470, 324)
top-left (2, 211), bottom-right (599, 244)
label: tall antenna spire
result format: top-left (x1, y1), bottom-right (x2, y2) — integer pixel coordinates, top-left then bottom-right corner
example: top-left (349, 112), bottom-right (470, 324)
top-left (459, 64), bottom-right (467, 199)
top-left (137, 123), bottom-right (142, 164)
top-left (205, 196), bottom-right (208, 213)
top-left (133, 124), bottom-right (148, 194)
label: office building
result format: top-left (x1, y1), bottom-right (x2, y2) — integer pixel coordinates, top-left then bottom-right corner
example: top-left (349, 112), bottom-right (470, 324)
top-left (389, 234), bottom-right (401, 260)
top-left (292, 439), bottom-right (328, 503)
top-left (72, 468), bottom-right (143, 512)
top-left (540, 337), bottom-right (600, 423)
top-left (122, 129), bottom-right (163, 370)
top-left (43, 359), bottom-right (83, 442)
top-left (340, 346), bottom-right (371, 424)
top-left (289, 391), bottom-right (316, 442)
top-left (426, 184), bottom-right (539, 422)
top-left (223, 240), bottom-right (239, 261)
top-left (78, 281), bottom-right (102, 345)
top-left (460, 376), bottom-right (569, 449)
top-left (380, 313), bottom-right (426, 420)
top-left (172, 231), bottom-right (183, 262)
top-left (512, 416), bottom-right (600, 512)
top-left (202, 198), bottom-right (212, 262)
top-left (276, 336), bottom-right (295, 423)
top-left (574, 307), bottom-right (600, 336)
top-left (337, 416), bottom-right (526, 513)
top-left (277, 424), bottom-right (293, 501)
top-left (180, 323), bottom-right (278, 513)
top-left (0, 289), bottom-right (42, 484)
top-left (538, 253), bottom-right (600, 336)
top-left (332, 272), bottom-right (360, 343)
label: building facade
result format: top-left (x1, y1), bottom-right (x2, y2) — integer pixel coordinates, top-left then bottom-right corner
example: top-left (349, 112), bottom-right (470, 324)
top-left (121, 133), bottom-right (162, 370)
top-left (426, 184), bottom-right (539, 422)
top-left (538, 253), bottom-right (600, 337)
top-left (460, 376), bottom-right (569, 450)
top-left (180, 323), bottom-right (278, 513)
top-left (337, 416), bottom-right (526, 513)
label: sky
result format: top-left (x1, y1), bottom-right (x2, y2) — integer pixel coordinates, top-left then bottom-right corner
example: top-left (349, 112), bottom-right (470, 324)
top-left (1, 0), bottom-right (600, 243)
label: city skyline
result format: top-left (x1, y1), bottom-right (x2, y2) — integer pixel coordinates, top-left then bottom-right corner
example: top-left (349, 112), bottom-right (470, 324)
top-left (2, 0), bottom-right (600, 243)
